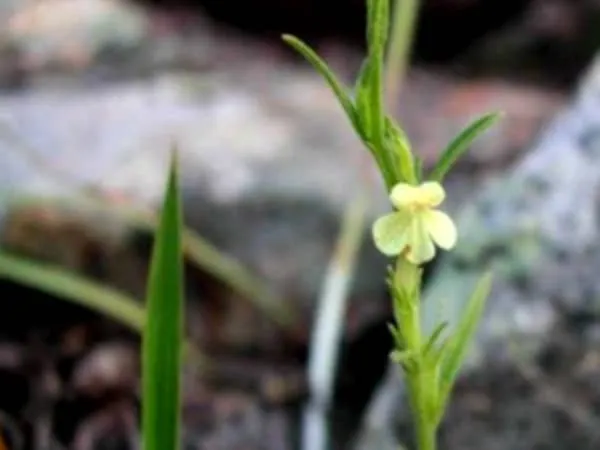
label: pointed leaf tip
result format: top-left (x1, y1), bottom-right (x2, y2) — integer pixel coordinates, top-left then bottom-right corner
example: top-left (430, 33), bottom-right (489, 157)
top-left (429, 112), bottom-right (502, 182)
top-left (142, 153), bottom-right (185, 450)
top-left (280, 34), bottom-right (358, 131)
top-left (437, 271), bottom-right (492, 413)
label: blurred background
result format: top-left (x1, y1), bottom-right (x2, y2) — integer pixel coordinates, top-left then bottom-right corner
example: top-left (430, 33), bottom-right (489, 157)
top-left (0, 0), bottom-right (599, 449)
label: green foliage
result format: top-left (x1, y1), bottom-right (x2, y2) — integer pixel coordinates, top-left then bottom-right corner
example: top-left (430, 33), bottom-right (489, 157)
top-left (436, 272), bottom-right (492, 419)
top-left (281, 35), bottom-right (359, 132)
top-left (4, 189), bottom-right (293, 332)
top-left (385, 116), bottom-right (417, 184)
top-left (388, 262), bottom-right (493, 448)
top-left (284, 0), bottom-right (412, 191)
top-left (283, 0), bottom-right (499, 447)
top-left (362, 0), bottom-right (389, 155)
top-left (0, 2), bottom-right (500, 450)
top-left (0, 251), bottom-right (145, 331)
top-left (428, 113), bottom-right (502, 182)
top-left (142, 153), bottom-right (184, 450)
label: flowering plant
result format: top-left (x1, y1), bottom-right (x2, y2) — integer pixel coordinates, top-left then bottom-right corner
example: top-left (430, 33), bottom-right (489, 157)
top-left (284, 0), bottom-right (501, 448)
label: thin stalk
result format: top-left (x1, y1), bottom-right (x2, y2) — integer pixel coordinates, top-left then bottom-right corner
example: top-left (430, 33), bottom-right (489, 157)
top-left (394, 259), bottom-right (438, 450)
top-left (302, 194), bottom-right (368, 450)
top-left (415, 417), bottom-right (436, 450)
top-left (385, 0), bottom-right (421, 108)
top-left (404, 380), bottom-right (436, 450)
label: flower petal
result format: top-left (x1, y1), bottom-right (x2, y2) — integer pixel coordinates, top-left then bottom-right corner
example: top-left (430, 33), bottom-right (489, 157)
top-left (372, 212), bottom-right (411, 256)
top-left (418, 182), bottom-right (445, 207)
top-left (405, 215), bottom-right (436, 264)
top-left (390, 181), bottom-right (446, 210)
top-left (423, 209), bottom-right (457, 249)
top-left (389, 183), bottom-right (421, 210)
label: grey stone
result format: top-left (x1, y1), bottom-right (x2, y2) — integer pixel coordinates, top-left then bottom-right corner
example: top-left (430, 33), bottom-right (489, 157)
top-left (0, 69), bottom-right (390, 338)
top-left (423, 51), bottom-right (600, 360)
top-left (357, 50), bottom-right (600, 450)
top-left (1, 0), bottom-right (149, 70)
top-left (0, 54), bottom-right (565, 351)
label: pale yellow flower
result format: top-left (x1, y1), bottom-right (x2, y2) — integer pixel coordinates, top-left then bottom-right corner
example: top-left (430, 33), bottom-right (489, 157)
top-left (372, 181), bottom-right (457, 264)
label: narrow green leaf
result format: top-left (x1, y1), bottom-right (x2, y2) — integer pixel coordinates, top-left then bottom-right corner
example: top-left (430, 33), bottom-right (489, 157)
top-left (365, 0), bottom-right (389, 158)
top-left (355, 59), bottom-right (375, 141)
top-left (414, 155), bottom-right (424, 182)
top-left (282, 35), bottom-right (359, 132)
top-left (384, 116), bottom-right (411, 153)
top-left (142, 153), bottom-right (184, 450)
top-left (353, 0), bottom-right (393, 190)
top-left (430, 336), bottom-right (452, 369)
top-left (0, 251), bottom-right (145, 331)
top-left (387, 322), bottom-right (404, 348)
top-left (354, 60), bottom-right (394, 188)
top-left (366, 0), bottom-right (390, 56)
top-left (390, 349), bottom-right (415, 365)
top-left (438, 272), bottom-right (492, 410)
top-left (384, 116), bottom-right (416, 184)
top-left (0, 250), bottom-right (212, 373)
top-left (421, 321), bottom-right (448, 357)
top-left (6, 193), bottom-right (296, 333)
top-left (391, 286), bottom-right (408, 330)
top-left (428, 112), bottom-right (502, 182)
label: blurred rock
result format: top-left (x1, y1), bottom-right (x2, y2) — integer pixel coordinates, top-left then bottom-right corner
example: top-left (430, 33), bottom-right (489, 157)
top-left (1, 0), bottom-right (149, 72)
top-left (182, 386), bottom-right (291, 450)
top-left (358, 48), bottom-right (600, 450)
top-left (395, 70), bottom-right (565, 170)
top-left (423, 50), bottom-right (600, 363)
top-left (71, 342), bottom-right (138, 398)
top-left (0, 62), bottom-right (564, 353)
top-left (71, 400), bottom-right (138, 450)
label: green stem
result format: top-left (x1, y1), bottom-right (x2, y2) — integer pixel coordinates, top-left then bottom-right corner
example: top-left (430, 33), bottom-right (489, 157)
top-left (394, 258), bottom-right (438, 450)
top-left (385, 0), bottom-right (421, 108)
top-left (415, 415), bottom-right (436, 450)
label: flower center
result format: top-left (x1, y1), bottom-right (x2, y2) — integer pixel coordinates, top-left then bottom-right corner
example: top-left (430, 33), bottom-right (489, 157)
top-left (405, 201), bottom-right (430, 213)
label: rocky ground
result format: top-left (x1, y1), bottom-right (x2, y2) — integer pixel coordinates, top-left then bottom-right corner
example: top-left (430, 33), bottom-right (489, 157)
top-left (0, 0), bottom-right (599, 449)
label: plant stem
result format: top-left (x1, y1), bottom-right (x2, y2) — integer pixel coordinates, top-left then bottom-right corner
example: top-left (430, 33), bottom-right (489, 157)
top-left (394, 259), bottom-right (438, 450)
top-left (415, 415), bottom-right (436, 450)
top-left (385, 0), bottom-right (421, 109)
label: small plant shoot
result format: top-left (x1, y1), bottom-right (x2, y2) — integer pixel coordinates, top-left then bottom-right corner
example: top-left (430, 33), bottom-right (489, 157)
top-left (284, 0), bottom-right (500, 448)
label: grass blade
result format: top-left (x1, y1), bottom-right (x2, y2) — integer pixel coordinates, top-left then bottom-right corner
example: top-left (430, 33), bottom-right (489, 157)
top-left (282, 34), bottom-right (360, 132)
top-left (421, 321), bottom-right (448, 358)
top-left (428, 113), bottom-right (502, 182)
top-left (0, 251), bottom-right (145, 331)
top-left (437, 272), bottom-right (492, 413)
top-left (0, 116), bottom-right (296, 332)
top-left (142, 153), bottom-right (184, 450)
top-left (0, 250), bottom-right (212, 372)
top-left (5, 194), bottom-right (297, 333)
top-left (181, 228), bottom-right (296, 331)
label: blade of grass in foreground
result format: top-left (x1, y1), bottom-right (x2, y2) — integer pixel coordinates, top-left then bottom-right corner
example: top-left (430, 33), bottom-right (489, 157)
top-left (142, 153), bottom-right (184, 450)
